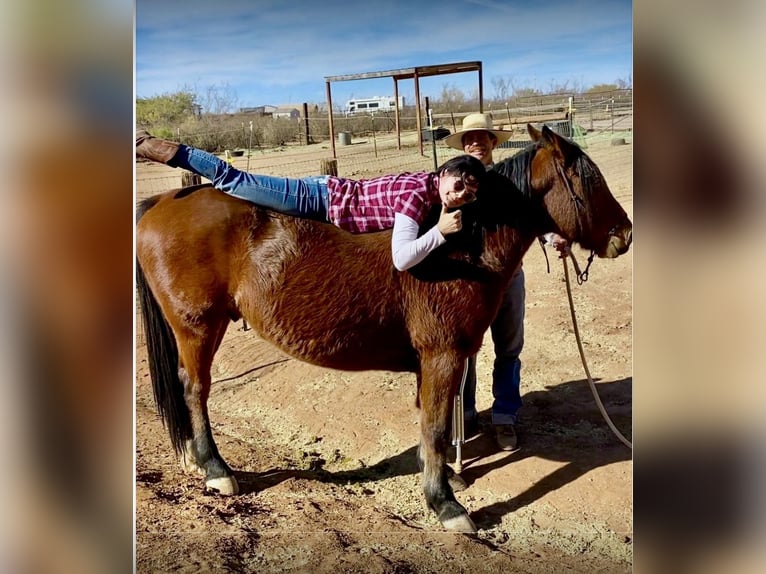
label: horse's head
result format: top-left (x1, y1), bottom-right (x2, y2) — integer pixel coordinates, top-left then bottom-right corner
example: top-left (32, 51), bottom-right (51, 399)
top-left (521, 124), bottom-right (632, 258)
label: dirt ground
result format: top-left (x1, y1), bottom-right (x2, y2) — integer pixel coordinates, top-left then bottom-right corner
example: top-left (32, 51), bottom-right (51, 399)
top-left (135, 133), bottom-right (633, 573)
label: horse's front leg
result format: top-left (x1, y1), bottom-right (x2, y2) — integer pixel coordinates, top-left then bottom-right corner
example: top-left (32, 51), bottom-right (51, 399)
top-left (417, 352), bottom-right (476, 533)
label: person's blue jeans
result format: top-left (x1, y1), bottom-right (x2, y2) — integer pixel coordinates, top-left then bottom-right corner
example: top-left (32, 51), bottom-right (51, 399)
top-left (169, 144), bottom-right (330, 221)
top-left (463, 267), bottom-right (525, 426)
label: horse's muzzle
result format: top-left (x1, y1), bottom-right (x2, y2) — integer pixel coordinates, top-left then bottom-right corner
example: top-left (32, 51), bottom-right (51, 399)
top-left (601, 221), bottom-right (633, 258)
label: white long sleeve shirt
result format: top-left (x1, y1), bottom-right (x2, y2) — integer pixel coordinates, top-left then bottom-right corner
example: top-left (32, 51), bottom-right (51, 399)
top-left (391, 212), bottom-right (446, 271)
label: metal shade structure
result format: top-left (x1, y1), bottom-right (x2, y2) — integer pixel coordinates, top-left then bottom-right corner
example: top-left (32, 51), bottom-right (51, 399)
top-left (324, 61), bottom-right (483, 158)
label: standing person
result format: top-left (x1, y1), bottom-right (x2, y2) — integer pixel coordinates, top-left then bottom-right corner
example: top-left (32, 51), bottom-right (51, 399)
top-left (136, 131), bottom-right (484, 271)
top-left (444, 113), bottom-right (569, 451)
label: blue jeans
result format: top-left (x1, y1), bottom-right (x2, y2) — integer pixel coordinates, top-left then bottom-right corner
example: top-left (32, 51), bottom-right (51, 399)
top-left (169, 145), bottom-right (330, 221)
top-left (463, 268), bottom-right (525, 426)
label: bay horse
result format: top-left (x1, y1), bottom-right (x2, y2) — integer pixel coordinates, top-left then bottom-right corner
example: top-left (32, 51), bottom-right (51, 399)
top-left (136, 124), bottom-right (632, 533)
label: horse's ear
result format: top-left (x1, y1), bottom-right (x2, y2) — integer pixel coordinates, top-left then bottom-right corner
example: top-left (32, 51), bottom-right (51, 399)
top-left (527, 123), bottom-right (543, 141)
top-left (541, 125), bottom-right (579, 166)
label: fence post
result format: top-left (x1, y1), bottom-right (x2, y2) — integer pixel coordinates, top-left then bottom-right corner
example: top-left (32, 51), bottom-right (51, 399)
top-left (181, 172), bottom-right (201, 187)
top-left (371, 114), bottom-right (377, 158)
top-left (302, 102), bottom-right (311, 145)
top-left (428, 107), bottom-right (438, 172)
top-left (320, 158), bottom-right (338, 176)
top-left (247, 121), bottom-right (253, 171)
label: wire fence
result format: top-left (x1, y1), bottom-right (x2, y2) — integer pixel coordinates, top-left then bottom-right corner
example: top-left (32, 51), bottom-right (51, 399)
top-left (136, 89), bottom-right (632, 198)
top-left (140, 90), bottom-right (632, 149)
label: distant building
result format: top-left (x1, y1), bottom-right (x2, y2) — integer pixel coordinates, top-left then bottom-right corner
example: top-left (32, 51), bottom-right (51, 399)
top-left (239, 105), bottom-right (277, 115)
top-left (272, 106), bottom-right (301, 119)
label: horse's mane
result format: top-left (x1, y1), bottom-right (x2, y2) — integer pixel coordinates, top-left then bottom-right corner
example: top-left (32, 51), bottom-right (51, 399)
top-left (491, 143), bottom-right (539, 198)
top-left (494, 138), bottom-right (600, 205)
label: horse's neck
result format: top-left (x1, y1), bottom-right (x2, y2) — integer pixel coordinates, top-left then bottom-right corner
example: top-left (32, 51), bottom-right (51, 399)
top-left (477, 178), bottom-right (550, 279)
top-left (480, 225), bottom-right (538, 280)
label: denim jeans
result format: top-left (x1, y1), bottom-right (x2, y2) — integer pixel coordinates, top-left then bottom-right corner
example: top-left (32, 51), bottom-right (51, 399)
top-left (170, 145), bottom-right (330, 221)
top-left (463, 267), bottom-right (525, 425)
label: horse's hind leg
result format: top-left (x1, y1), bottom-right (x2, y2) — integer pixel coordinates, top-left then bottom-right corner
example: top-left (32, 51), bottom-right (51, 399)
top-left (175, 318), bottom-right (238, 495)
top-left (417, 353), bottom-right (476, 533)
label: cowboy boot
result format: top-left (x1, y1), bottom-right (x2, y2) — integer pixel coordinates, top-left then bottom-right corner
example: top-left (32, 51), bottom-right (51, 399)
top-left (136, 130), bottom-right (180, 164)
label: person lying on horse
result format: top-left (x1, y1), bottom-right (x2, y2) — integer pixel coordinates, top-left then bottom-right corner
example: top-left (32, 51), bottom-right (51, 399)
top-left (136, 132), bottom-right (484, 271)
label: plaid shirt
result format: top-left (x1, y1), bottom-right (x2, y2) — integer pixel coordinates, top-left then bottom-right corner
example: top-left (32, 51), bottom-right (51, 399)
top-left (326, 172), bottom-right (440, 233)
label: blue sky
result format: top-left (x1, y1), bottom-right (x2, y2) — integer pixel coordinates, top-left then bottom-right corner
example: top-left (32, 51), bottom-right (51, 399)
top-left (135, 0), bottom-right (632, 110)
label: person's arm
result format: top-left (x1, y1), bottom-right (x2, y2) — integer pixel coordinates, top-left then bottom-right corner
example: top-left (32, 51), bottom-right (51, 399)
top-left (391, 206), bottom-right (463, 271)
top-left (391, 213), bottom-right (445, 271)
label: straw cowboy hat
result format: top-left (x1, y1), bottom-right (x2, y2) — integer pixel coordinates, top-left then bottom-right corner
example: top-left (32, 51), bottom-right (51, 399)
top-left (443, 113), bottom-right (512, 150)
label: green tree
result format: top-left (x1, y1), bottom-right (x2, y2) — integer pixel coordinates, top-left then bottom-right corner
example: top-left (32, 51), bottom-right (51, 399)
top-left (136, 89), bottom-right (197, 127)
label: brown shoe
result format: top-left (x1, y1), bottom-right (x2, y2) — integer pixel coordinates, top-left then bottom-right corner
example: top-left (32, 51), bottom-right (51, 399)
top-left (494, 424), bottom-right (518, 451)
top-left (136, 130), bottom-right (180, 164)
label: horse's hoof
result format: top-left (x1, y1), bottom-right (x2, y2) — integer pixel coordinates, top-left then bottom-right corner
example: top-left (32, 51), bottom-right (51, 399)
top-left (205, 476), bottom-right (239, 495)
top-left (448, 473), bottom-right (468, 492)
top-left (438, 501), bottom-right (477, 533)
top-left (441, 513), bottom-right (477, 533)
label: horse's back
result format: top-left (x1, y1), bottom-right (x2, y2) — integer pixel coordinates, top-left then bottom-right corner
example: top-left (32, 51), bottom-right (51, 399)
top-left (137, 185), bottom-right (255, 240)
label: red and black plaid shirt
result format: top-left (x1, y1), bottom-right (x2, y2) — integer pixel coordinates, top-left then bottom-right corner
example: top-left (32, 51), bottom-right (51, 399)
top-left (326, 172), bottom-right (440, 233)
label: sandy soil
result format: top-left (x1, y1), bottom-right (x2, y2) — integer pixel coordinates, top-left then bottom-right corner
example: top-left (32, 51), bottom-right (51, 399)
top-left (135, 133), bottom-right (633, 573)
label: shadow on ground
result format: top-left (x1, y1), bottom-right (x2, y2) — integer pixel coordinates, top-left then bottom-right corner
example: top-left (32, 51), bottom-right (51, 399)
top-left (232, 376), bottom-right (632, 530)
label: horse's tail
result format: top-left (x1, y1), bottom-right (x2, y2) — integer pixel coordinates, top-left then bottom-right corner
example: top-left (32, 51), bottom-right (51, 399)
top-left (136, 196), bottom-right (193, 455)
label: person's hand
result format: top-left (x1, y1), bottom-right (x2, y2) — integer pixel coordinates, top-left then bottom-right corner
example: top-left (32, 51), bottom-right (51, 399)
top-left (437, 204), bottom-right (462, 236)
top-left (546, 232), bottom-right (570, 256)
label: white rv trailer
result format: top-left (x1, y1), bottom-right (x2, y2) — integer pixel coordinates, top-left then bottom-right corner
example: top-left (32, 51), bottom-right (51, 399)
top-left (344, 96), bottom-right (405, 116)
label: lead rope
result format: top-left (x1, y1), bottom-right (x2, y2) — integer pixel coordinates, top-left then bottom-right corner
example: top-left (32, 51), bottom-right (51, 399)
top-left (563, 251), bottom-right (632, 449)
